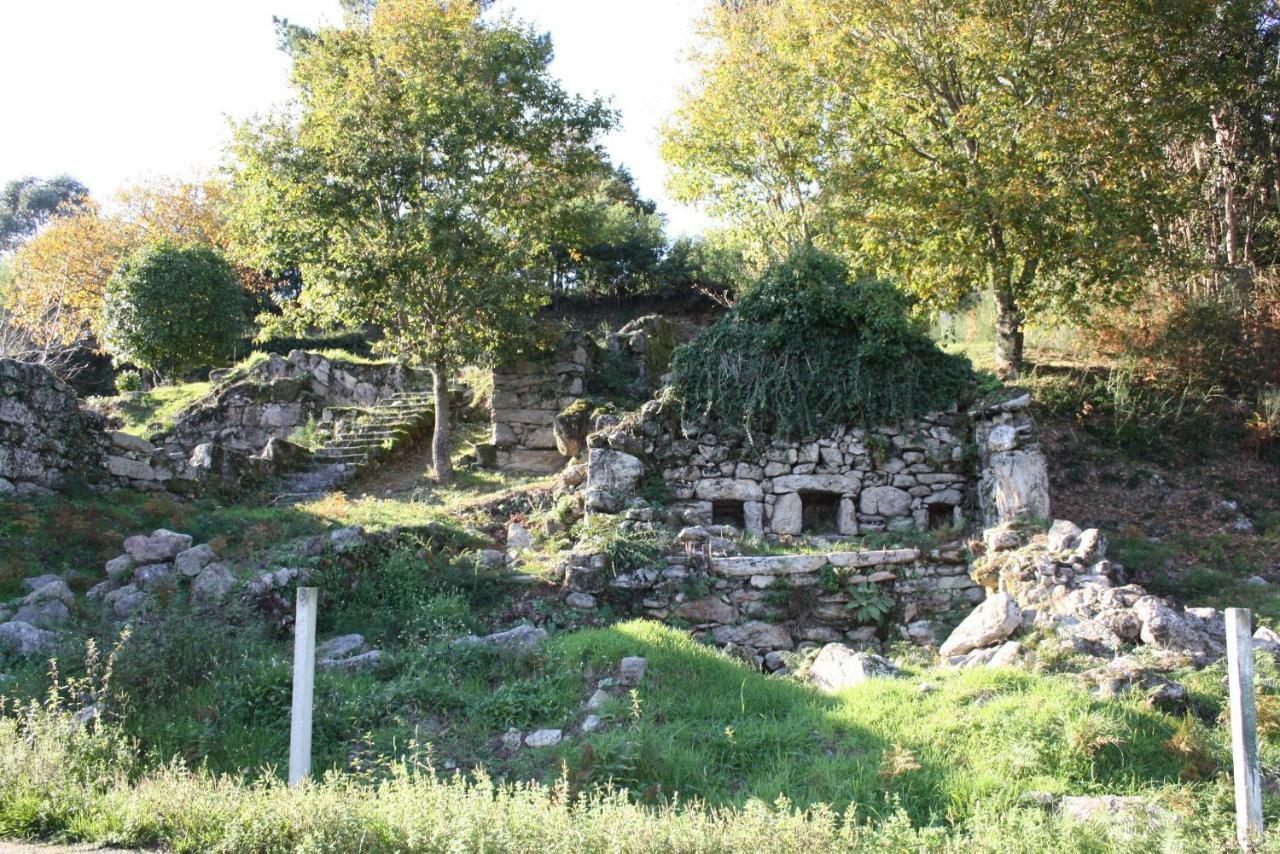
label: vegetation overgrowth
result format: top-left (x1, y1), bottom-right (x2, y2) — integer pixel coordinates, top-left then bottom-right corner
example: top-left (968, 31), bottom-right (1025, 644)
top-left (670, 248), bottom-right (975, 441)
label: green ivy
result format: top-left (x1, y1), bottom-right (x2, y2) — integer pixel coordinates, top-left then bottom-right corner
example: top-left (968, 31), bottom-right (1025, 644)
top-left (669, 247), bottom-right (974, 442)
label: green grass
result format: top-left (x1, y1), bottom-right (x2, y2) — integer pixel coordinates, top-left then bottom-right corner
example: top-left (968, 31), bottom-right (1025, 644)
top-left (108, 381), bottom-right (212, 439)
top-left (0, 616), bottom-right (1271, 851)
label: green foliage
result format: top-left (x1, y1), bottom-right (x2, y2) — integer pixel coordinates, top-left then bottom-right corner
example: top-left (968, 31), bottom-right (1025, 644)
top-left (229, 0), bottom-right (615, 482)
top-left (670, 247), bottom-right (974, 441)
top-left (310, 545), bottom-right (486, 644)
top-left (101, 241), bottom-right (245, 379)
top-left (664, 0), bottom-right (1205, 374)
top-left (102, 379), bottom-right (213, 440)
top-left (0, 174), bottom-right (89, 251)
top-left (113, 369), bottom-right (142, 393)
top-left (573, 516), bottom-right (670, 577)
top-left (844, 582), bottom-right (895, 624)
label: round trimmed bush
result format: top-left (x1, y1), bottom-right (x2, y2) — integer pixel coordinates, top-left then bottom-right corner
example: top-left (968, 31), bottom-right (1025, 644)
top-left (669, 246), bottom-right (975, 441)
top-left (102, 241), bottom-right (245, 379)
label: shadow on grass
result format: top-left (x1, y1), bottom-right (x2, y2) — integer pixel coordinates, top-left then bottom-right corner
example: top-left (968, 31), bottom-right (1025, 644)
top-left (542, 621), bottom-right (1193, 825)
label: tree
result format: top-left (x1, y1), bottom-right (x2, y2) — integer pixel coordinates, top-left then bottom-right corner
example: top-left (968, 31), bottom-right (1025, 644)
top-left (4, 202), bottom-right (134, 350)
top-left (228, 0), bottom-right (613, 482)
top-left (665, 0), bottom-right (1201, 376)
top-left (100, 242), bottom-right (245, 379)
top-left (662, 2), bottom-right (825, 264)
top-left (0, 175), bottom-right (89, 251)
top-left (547, 164), bottom-right (668, 297)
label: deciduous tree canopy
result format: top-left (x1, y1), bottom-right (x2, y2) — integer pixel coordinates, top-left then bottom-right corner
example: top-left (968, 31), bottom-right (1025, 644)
top-left (227, 0), bottom-right (614, 482)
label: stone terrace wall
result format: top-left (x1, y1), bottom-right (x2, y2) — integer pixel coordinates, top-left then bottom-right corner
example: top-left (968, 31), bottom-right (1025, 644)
top-left (586, 401), bottom-right (974, 536)
top-left (0, 359), bottom-right (112, 496)
top-left (489, 335), bottom-right (590, 474)
top-left (158, 350), bottom-right (418, 460)
top-left (563, 531), bottom-right (981, 670)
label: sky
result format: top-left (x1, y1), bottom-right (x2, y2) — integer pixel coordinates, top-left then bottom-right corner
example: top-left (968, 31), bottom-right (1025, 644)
top-left (0, 0), bottom-right (711, 235)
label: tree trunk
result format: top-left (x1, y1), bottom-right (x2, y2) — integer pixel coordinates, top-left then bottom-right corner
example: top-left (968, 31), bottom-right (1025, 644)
top-left (993, 287), bottom-right (1024, 380)
top-left (432, 360), bottom-right (453, 485)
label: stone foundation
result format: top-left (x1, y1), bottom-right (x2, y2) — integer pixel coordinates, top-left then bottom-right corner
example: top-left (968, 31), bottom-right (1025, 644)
top-left (562, 529), bottom-right (981, 669)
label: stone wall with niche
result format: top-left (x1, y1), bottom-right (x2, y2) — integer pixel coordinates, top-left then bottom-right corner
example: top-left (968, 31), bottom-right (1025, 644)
top-left (561, 528), bottom-right (982, 671)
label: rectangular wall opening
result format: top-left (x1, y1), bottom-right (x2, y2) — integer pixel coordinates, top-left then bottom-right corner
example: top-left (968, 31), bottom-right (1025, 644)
top-left (927, 503), bottom-right (955, 531)
top-left (799, 490), bottom-right (841, 534)
top-left (712, 500), bottom-right (746, 528)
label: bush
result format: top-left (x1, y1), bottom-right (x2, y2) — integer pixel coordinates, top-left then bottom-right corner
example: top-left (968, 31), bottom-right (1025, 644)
top-left (101, 241), bottom-right (245, 379)
top-left (113, 369), bottom-right (142, 393)
top-left (669, 247), bottom-right (974, 441)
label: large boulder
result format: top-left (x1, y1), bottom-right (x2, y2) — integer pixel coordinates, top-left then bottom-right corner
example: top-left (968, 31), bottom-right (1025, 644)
top-left (317, 634), bottom-right (367, 660)
top-left (809, 645), bottom-right (900, 693)
top-left (0, 621), bottom-right (58, 656)
top-left (13, 600), bottom-right (70, 629)
top-left (453, 624), bottom-right (547, 659)
top-left (585, 449), bottom-right (645, 497)
top-left (940, 593), bottom-right (1022, 658)
top-left (192, 563), bottom-right (237, 604)
top-left (174, 544), bottom-right (218, 577)
top-left (981, 447), bottom-right (1051, 527)
top-left (123, 529), bottom-right (193, 563)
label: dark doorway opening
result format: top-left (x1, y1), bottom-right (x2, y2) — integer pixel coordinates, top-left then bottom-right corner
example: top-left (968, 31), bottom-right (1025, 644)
top-left (799, 491), bottom-right (841, 533)
top-left (712, 500), bottom-right (746, 528)
top-left (927, 504), bottom-right (955, 530)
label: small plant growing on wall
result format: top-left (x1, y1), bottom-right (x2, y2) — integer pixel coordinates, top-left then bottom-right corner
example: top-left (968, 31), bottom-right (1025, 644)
top-left (820, 566), bottom-right (895, 625)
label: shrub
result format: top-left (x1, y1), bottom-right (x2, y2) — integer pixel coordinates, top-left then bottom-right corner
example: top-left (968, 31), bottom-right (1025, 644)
top-left (669, 247), bottom-right (974, 441)
top-left (113, 369), bottom-right (142, 393)
top-left (101, 241), bottom-right (245, 379)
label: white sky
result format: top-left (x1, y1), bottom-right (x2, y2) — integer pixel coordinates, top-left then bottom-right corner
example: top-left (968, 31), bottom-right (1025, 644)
top-left (0, 0), bottom-right (711, 236)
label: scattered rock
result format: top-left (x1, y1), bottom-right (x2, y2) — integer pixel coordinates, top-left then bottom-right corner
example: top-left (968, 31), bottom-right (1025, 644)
top-left (506, 522), bottom-right (533, 550)
top-left (0, 621), bottom-right (58, 656)
top-left (987, 640), bottom-right (1022, 667)
top-left (565, 592), bottom-right (597, 610)
top-left (582, 714), bottom-right (604, 733)
top-left (13, 600), bottom-right (70, 629)
top-left (453, 624), bottom-right (547, 659)
top-left (329, 527), bottom-right (365, 553)
top-left (711, 621), bottom-right (793, 651)
top-left (123, 529), bottom-right (193, 563)
top-left (618, 656), bottom-right (647, 686)
top-left (174, 544), bottom-right (218, 577)
top-left (104, 554), bottom-right (135, 581)
top-left (317, 634), bottom-right (367, 660)
top-left (586, 689), bottom-right (609, 711)
top-left (524, 729), bottom-right (563, 748)
top-left (21, 578), bottom-right (73, 606)
top-left (192, 563), bottom-right (236, 604)
top-left (939, 593), bottom-right (1021, 658)
top-left (809, 644), bottom-right (900, 693)
top-left (320, 650), bottom-right (383, 673)
top-left (501, 728), bottom-right (523, 751)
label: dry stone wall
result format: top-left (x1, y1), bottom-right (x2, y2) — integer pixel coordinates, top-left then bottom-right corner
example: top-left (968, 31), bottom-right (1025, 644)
top-left (562, 530), bottom-right (982, 670)
top-left (159, 350), bottom-right (417, 460)
top-left (488, 335), bottom-right (591, 474)
top-left (0, 359), bottom-right (112, 496)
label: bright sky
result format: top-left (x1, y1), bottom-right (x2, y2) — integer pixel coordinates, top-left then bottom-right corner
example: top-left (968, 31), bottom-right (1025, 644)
top-left (0, 0), bottom-right (711, 235)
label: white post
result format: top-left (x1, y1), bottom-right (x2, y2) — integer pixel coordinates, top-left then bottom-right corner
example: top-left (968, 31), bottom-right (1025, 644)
top-left (289, 586), bottom-right (318, 787)
top-left (1227, 607), bottom-right (1264, 851)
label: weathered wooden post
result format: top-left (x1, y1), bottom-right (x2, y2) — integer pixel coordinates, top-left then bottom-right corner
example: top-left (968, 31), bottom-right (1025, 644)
top-left (289, 586), bottom-right (318, 787)
top-left (1227, 607), bottom-right (1263, 850)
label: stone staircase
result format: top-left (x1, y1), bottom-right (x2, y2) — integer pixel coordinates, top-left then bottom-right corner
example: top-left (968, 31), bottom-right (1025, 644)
top-left (270, 388), bottom-right (436, 504)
